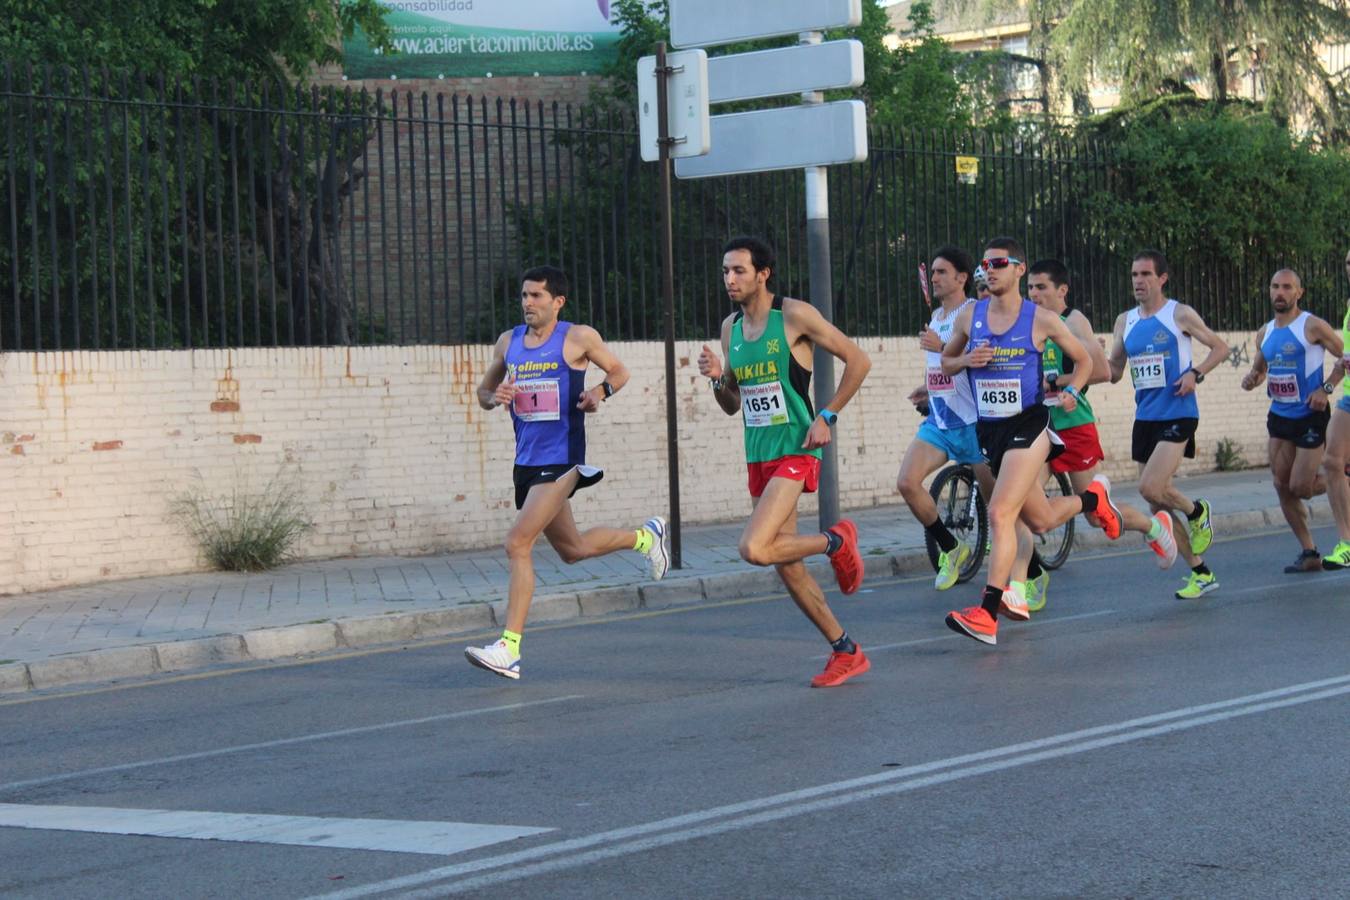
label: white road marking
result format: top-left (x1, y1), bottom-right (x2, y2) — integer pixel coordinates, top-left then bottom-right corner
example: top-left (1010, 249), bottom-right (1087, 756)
top-left (0, 804), bottom-right (552, 856)
top-left (314, 672), bottom-right (1350, 898)
top-left (812, 609), bottom-right (1118, 658)
top-left (0, 695), bottom-right (584, 795)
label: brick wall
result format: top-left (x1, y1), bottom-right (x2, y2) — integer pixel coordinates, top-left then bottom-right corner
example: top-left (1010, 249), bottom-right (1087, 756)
top-left (1, 332), bottom-right (1269, 595)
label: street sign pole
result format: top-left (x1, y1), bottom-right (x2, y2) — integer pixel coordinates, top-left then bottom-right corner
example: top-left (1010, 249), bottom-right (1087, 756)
top-left (800, 32), bottom-right (840, 531)
top-left (655, 42), bottom-right (683, 569)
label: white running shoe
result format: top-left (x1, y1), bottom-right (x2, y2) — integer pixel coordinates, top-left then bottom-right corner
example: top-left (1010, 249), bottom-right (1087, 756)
top-left (999, 584), bottom-right (1030, 621)
top-left (643, 516), bottom-right (671, 581)
top-left (464, 639), bottom-right (521, 679)
top-left (1146, 511), bottom-right (1178, 569)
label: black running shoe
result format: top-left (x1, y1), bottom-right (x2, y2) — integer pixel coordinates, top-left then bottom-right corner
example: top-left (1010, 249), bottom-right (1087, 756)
top-left (1283, 549), bottom-right (1323, 574)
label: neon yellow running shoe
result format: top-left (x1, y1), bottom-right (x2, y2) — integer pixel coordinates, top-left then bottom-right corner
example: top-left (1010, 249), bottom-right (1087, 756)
top-left (934, 542), bottom-right (972, 591)
top-left (1175, 570), bottom-right (1219, 600)
top-left (1026, 569), bottom-right (1050, 612)
top-left (1323, 541), bottom-right (1350, 571)
top-left (1187, 499), bottom-right (1213, 555)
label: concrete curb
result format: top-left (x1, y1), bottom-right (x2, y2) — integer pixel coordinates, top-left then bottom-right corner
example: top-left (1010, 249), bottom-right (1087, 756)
top-left (0, 503), bottom-right (1317, 696)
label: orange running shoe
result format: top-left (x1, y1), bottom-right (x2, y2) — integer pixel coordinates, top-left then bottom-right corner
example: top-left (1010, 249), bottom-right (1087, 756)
top-left (945, 605), bottom-right (998, 645)
top-left (826, 519), bottom-right (864, 595)
top-left (811, 645), bottom-right (871, 688)
top-left (1084, 474), bottom-right (1122, 540)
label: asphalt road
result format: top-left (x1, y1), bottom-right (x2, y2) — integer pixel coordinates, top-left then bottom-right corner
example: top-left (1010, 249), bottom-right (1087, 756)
top-left (2, 525), bottom-right (1348, 899)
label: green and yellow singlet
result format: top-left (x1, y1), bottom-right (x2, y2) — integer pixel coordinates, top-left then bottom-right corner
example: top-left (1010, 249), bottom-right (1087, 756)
top-left (1042, 312), bottom-right (1095, 430)
top-left (729, 297), bottom-right (820, 464)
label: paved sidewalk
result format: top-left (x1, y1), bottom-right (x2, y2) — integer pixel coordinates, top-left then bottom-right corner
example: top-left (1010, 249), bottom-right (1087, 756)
top-left (0, 468), bottom-right (1335, 694)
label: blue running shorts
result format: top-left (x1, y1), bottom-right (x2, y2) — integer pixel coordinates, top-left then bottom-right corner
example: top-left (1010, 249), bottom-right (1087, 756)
top-left (916, 420), bottom-right (986, 466)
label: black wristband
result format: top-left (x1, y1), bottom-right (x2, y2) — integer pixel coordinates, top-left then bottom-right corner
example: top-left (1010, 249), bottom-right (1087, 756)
top-left (601, 381), bottom-right (614, 400)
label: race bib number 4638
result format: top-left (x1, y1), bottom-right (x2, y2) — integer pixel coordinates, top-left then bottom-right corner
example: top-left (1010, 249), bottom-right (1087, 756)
top-left (1129, 353), bottom-right (1166, 390)
top-left (740, 381), bottom-right (790, 427)
top-left (976, 378), bottom-right (1022, 418)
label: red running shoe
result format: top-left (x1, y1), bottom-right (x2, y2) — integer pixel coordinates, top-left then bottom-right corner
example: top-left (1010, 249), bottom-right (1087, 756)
top-left (811, 646), bottom-right (871, 688)
top-left (1084, 474), bottom-right (1122, 540)
top-left (945, 605), bottom-right (998, 645)
top-left (826, 519), bottom-right (864, 595)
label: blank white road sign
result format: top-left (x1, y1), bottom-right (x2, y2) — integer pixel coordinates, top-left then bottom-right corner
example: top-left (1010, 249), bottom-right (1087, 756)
top-left (636, 49), bottom-right (711, 162)
top-left (707, 40), bottom-right (863, 104)
top-left (670, 0), bottom-right (862, 49)
top-left (673, 100), bottom-right (867, 179)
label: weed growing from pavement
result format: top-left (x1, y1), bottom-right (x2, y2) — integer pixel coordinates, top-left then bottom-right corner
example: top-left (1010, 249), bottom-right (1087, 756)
top-left (1215, 437), bottom-right (1246, 471)
top-left (171, 468), bottom-right (312, 572)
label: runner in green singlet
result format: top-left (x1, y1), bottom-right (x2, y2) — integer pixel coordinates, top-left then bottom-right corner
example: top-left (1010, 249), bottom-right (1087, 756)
top-left (697, 236), bottom-right (874, 688)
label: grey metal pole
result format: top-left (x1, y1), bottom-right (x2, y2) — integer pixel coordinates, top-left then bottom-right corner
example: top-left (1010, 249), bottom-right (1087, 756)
top-left (800, 31), bottom-right (839, 530)
top-left (655, 41), bottom-right (683, 568)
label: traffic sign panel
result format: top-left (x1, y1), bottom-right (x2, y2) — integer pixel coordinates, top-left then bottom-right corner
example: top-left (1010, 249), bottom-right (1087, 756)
top-left (673, 101), bottom-right (867, 179)
top-left (670, 0), bottom-right (862, 49)
top-left (707, 40), bottom-right (864, 104)
top-left (636, 49), bottom-right (711, 162)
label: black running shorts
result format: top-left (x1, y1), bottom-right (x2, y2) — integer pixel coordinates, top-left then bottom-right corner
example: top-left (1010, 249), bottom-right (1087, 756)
top-left (512, 463), bottom-right (604, 510)
top-left (1131, 417), bottom-right (1198, 464)
top-left (1267, 409), bottom-right (1330, 449)
top-left (976, 404), bottom-right (1064, 476)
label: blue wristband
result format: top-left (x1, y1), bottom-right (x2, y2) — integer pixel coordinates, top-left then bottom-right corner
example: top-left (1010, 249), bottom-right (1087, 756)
top-left (819, 409), bottom-right (838, 426)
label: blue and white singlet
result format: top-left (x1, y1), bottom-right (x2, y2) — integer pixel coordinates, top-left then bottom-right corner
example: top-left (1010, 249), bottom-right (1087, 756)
top-left (1261, 311), bottom-right (1324, 419)
top-left (506, 321), bottom-right (588, 466)
top-left (968, 298), bottom-right (1043, 421)
top-left (925, 299), bottom-right (978, 430)
top-left (1124, 299), bottom-right (1198, 421)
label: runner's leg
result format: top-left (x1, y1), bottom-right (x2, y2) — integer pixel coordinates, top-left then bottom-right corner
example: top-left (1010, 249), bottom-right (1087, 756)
top-left (1271, 438), bottom-right (1316, 552)
top-left (738, 476), bottom-right (830, 566)
top-left (1138, 441), bottom-right (1200, 568)
top-left (501, 472), bottom-right (577, 634)
top-left (1322, 406), bottom-right (1350, 545)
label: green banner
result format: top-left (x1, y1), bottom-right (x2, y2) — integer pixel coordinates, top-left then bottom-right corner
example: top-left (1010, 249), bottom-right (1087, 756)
top-left (344, 0), bottom-right (624, 79)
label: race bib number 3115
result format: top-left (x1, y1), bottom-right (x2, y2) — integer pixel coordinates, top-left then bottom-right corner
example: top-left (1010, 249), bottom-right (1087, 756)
top-left (1129, 353), bottom-right (1166, 389)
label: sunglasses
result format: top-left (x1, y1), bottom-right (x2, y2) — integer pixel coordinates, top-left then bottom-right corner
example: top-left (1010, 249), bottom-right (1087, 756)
top-left (982, 256), bottom-right (1022, 270)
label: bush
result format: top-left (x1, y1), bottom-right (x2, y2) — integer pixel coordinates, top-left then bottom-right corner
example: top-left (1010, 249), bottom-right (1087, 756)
top-left (171, 468), bottom-right (312, 571)
top-left (1214, 437), bottom-right (1246, 472)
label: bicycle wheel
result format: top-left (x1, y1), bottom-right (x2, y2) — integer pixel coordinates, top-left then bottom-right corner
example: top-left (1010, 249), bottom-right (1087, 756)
top-left (1036, 469), bottom-right (1076, 570)
top-left (925, 465), bottom-right (988, 584)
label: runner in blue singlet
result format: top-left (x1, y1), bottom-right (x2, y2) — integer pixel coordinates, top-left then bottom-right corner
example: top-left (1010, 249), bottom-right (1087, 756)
top-left (1240, 268), bottom-right (1344, 572)
top-left (1107, 249), bottom-right (1230, 600)
top-left (938, 237), bottom-right (1121, 647)
top-left (464, 265), bottom-right (671, 680)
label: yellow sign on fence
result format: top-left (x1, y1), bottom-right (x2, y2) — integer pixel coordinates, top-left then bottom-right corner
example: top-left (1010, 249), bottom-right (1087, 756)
top-left (955, 155), bottom-right (979, 184)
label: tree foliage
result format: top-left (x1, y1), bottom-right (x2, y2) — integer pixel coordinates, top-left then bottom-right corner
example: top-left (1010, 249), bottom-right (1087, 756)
top-left (0, 0), bottom-right (394, 349)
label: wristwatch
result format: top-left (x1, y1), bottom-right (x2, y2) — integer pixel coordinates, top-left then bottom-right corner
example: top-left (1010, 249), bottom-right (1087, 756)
top-left (1324, 380), bottom-right (1337, 395)
top-left (600, 381), bottom-right (614, 400)
top-left (1192, 370), bottom-right (1205, 384)
top-left (819, 409), bottom-right (838, 426)
top-left (709, 375), bottom-right (726, 391)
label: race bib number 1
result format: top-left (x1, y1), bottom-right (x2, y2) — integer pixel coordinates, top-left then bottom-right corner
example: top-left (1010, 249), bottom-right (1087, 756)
top-left (512, 378), bottom-right (561, 421)
top-left (1267, 372), bottom-right (1300, 403)
top-left (1129, 353), bottom-right (1166, 390)
top-left (976, 378), bottom-right (1022, 418)
top-left (741, 381), bottom-right (790, 427)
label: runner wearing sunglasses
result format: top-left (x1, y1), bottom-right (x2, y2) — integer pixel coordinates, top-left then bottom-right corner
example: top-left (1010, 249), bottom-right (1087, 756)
top-left (1239, 268), bottom-right (1344, 573)
top-left (939, 238), bottom-right (1121, 645)
top-left (1106, 249), bottom-right (1229, 599)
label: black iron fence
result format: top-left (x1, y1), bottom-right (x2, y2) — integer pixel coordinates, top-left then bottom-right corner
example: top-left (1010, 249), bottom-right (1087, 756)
top-left (2, 64), bottom-right (1345, 352)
